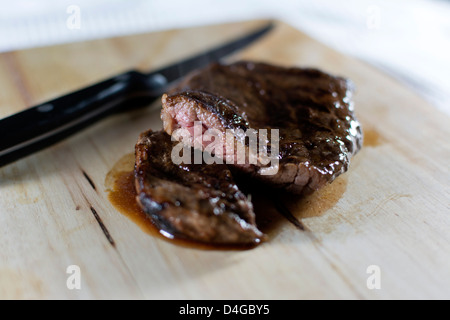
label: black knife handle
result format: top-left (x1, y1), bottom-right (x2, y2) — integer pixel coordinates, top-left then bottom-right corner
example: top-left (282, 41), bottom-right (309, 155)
top-left (0, 23), bottom-right (275, 168)
top-left (0, 70), bottom-right (154, 167)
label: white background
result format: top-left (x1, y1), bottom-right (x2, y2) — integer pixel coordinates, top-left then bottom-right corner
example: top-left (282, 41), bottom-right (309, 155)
top-left (0, 0), bottom-right (449, 114)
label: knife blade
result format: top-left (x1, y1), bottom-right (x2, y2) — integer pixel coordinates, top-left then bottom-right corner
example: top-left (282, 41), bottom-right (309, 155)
top-left (0, 22), bottom-right (273, 167)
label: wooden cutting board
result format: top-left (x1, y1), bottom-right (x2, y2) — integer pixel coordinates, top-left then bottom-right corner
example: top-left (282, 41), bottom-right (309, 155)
top-left (0, 20), bottom-right (449, 300)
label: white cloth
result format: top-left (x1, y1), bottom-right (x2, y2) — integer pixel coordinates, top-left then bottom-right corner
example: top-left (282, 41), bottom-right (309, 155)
top-left (0, 0), bottom-right (449, 114)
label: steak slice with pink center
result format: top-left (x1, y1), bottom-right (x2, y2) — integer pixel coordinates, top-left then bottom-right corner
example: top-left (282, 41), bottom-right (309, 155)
top-left (161, 61), bottom-right (363, 194)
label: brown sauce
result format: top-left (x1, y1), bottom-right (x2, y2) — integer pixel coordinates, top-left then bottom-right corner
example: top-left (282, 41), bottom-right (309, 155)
top-left (363, 128), bottom-right (384, 147)
top-left (105, 153), bottom-right (156, 237)
top-left (281, 175), bottom-right (348, 219)
top-left (106, 153), bottom-right (348, 249)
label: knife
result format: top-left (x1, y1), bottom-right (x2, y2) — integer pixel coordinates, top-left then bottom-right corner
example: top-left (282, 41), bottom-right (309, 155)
top-left (0, 23), bottom-right (273, 167)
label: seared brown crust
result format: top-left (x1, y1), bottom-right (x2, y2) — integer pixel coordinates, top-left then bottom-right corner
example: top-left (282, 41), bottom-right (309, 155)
top-left (162, 61), bottom-right (363, 194)
top-left (134, 130), bottom-right (265, 245)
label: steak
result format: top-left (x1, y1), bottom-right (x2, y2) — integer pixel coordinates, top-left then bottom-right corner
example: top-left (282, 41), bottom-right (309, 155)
top-left (134, 129), bottom-right (265, 246)
top-left (161, 61), bottom-right (363, 194)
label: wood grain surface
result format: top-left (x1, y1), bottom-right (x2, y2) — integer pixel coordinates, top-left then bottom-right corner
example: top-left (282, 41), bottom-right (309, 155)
top-left (0, 20), bottom-right (449, 300)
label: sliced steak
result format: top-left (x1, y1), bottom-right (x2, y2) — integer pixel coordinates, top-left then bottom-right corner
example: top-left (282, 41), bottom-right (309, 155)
top-left (161, 61), bottom-right (363, 194)
top-left (134, 129), bottom-right (265, 246)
